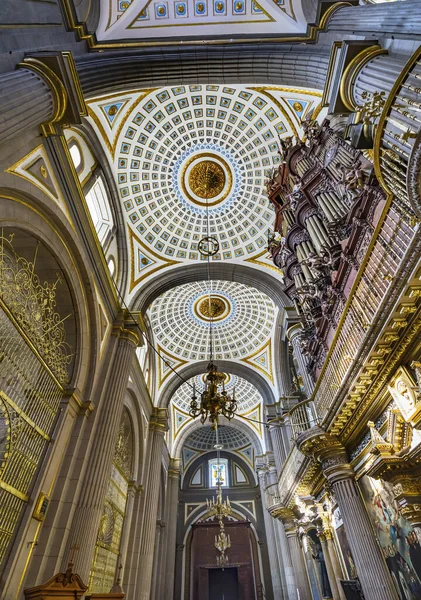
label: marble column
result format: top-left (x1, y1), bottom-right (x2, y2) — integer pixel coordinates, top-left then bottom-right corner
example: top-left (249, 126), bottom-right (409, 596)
top-left (283, 520), bottom-right (312, 600)
top-left (274, 519), bottom-right (298, 600)
top-left (0, 68), bottom-right (55, 148)
top-left (318, 532), bottom-right (340, 600)
top-left (136, 408), bottom-right (168, 600)
top-left (164, 460), bottom-right (181, 600)
top-left (257, 469), bottom-right (284, 599)
top-left (287, 324), bottom-right (314, 396)
top-left (62, 319), bottom-right (139, 582)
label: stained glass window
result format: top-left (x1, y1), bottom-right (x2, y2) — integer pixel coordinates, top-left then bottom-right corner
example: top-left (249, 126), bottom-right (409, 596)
top-left (209, 458), bottom-right (229, 487)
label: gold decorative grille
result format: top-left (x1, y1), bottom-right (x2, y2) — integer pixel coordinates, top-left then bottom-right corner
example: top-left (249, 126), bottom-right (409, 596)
top-left (0, 231), bottom-right (71, 570)
top-left (88, 409), bottom-right (134, 593)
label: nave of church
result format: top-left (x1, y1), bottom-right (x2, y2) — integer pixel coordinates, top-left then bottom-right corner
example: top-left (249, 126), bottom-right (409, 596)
top-left (1, 1), bottom-right (421, 599)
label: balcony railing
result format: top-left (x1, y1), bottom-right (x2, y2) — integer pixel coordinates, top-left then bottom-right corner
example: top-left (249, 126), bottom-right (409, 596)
top-left (289, 399), bottom-right (320, 439)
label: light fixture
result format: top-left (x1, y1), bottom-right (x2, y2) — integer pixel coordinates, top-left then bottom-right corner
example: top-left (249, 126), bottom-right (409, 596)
top-left (189, 363), bottom-right (237, 425)
top-left (215, 526), bottom-right (231, 566)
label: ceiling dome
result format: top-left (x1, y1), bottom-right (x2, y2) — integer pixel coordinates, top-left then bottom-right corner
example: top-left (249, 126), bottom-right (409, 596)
top-left (149, 279), bottom-right (275, 361)
top-left (105, 85), bottom-right (303, 263)
top-left (184, 424), bottom-right (251, 451)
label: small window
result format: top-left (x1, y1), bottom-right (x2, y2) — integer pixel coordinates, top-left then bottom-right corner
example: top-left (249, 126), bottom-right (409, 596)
top-left (107, 257), bottom-right (116, 278)
top-left (69, 142), bottom-right (82, 169)
top-left (85, 176), bottom-right (114, 247)
top-left (209, 458), bottom-right (229, 487)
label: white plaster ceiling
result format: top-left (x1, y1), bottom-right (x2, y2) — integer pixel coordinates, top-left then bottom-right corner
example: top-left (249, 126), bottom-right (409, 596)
top-left (97, 0), bottom-right (309, 42)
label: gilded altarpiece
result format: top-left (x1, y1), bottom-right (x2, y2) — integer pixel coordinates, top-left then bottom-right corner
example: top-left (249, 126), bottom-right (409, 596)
top-left (88, 408), bottom-right (134, 593)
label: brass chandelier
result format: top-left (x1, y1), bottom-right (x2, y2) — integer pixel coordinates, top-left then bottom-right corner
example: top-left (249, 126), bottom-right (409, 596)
top-left (189, 362), bottom-right (237, 425)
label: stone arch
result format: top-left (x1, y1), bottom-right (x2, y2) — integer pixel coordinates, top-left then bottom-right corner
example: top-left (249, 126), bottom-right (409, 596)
top-left (173, 417), bottom-right (264, 463)
top-left (131, 262), bottom-right (291, 313)
top-left (0, 189), bottom-right (99, 396)
top-left (159, 359), bottom-right (276, 408)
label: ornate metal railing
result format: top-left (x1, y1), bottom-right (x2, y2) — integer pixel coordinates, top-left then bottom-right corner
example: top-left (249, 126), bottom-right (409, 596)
top-left (289, 399), bottom-right (320, 439)
top-left (0, 232), bottom-right (71, 570)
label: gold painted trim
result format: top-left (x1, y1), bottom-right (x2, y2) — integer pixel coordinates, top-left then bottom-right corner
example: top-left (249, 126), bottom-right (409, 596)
top-left (0, 392), bottom-right (50, 442)
top-left (340, 45), bottom-right (387, 112)
top-left (0, 480), bottom-right (29, 502)
top-left (172, 404), bottom-right (192, 439)
top-left (128, 226), bottom-right (180, 292)
top-left (59, 0), bottom-right (351, 48)
top-left (322, 41), bottom-right (342, 108)
top-left (180, 153), bottom-right (233, 207)
top-left (87, 89), bottom-right (157, 160)
top-left (157, 343), bottom-right (188, 387)
top-left (373, 45), bottom-right (421, 194)
top-left (245, 248), bottom-right (284, 274)
top-left (241, 338), bottom-right (273, 383)
top-left (248, 87), bottom-right (298, 138)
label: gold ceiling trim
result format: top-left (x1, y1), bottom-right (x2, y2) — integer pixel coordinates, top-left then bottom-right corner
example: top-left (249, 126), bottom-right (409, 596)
top-left (244, 248), bottom-right (283, 275)
top-left (58, 0), bottom-right (351, 48)
top-left (128, 226), bottom-right (180, 292)
top-left (87, 88), bottom-right (157, 160)
top-left (241, 338), bottom-right (273, 383)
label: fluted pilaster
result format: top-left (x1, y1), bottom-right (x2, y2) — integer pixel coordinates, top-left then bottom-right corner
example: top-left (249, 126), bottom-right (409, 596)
top-left (0, 69), bottom-right (54, 148)
top-left (325, 530), bottom-right (347, 600)
top-left (136, 408), bottom-right (168, 600)
top-left (62, 321), bottom-right (139, 582)
top-left (284, 521), bottom-right (312, 600)
top-left (257, 470), bottom-right (284, 599)
top-left (287, 324), bottom-right (314, 396)
top-left (268, 422), bottom-right (287, 475)
top-left (318, 532), bottom-right (340, 600)
top-left (329, 471), bottom-right (399, 600)
top-left (352, 54), bottom-right (407, 108)
top-left (163, 460), bottom-right (181, 600)
top-left (327, 0), bottom-right (421, 38)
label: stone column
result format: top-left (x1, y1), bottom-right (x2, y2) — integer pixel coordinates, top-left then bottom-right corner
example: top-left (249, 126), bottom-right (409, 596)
top-left (325, 529), bottom-right (347, 600)
top-left (287, 324), bottom-right (315, 396)
top-left (62, 318), bottom-right (139, 582)
top-left (136, 408), bottom-right (168, 600)
top-left (318, 531), bottom-right (340, 600)
top-left (119, 481), bottom-right (139, 581)
top-left (268, 420), bottom-right (287, 474)
top-left (274, 519), bottom-right (298, 600)
top-left (283, 519), bottom-right (312, 600)
top-left (0, 69), bottom-right (55, 148)
top-left (327, 0), bottom-right (421, 39)
top-left (257, 469), bottom-right (284, 599)
top-left (296, 428), bottom-right (399, 600)
top-left (164, 460), bottom-right (181, 600)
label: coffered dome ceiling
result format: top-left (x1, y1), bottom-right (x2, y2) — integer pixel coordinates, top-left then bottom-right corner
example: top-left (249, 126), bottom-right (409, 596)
top-left (88, 84), bottom-right (323, 299)
top-left (87, 83), bottom-right (324, 411)
top-left (148, 280), bottom-right (275, 362)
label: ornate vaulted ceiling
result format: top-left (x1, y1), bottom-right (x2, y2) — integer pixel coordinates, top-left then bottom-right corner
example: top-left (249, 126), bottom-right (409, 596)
top-left (97, 0), bottom-right (309, 43)
top-left (88, 84), bottom-right (323, 297)
top-left (87, 83), bottom-right (324, 443)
